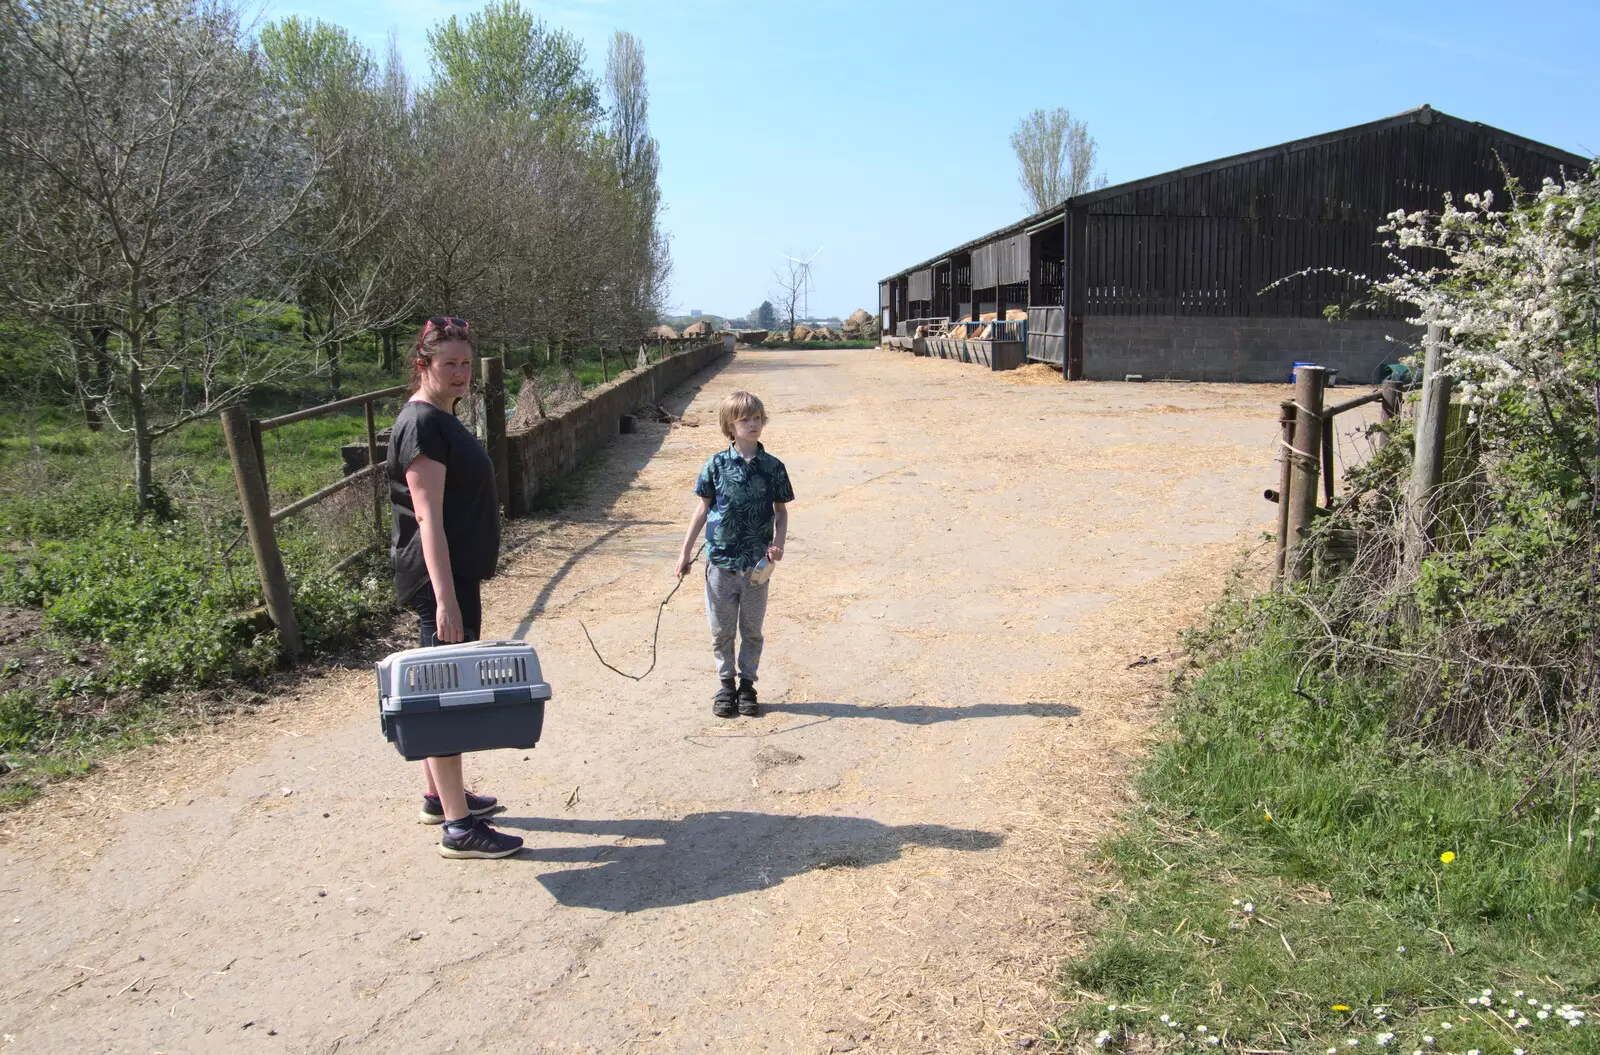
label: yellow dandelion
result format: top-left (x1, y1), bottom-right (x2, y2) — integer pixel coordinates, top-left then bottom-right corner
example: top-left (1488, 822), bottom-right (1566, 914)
top-left (1440, 851), bottom-right (1457, 864)
top-left (1263, 809), bottom-right (1273, 822)
top-left (1332, 1005), bottom-right (1351, 1012)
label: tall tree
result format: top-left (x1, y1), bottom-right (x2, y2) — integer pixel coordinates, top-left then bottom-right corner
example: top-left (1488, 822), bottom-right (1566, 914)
top-left (756, 301), bottom-right (777, 329)
top-left (262, 17), bottom-right (415, 396)
top-left (427, 1), bottom-right (598, 124)
top-left (0, 0), bottom-right (325, 513)
top-left (1011, 107), bottom-right (1107, 212)
top-left (603, 30), bottom-right (668, 344)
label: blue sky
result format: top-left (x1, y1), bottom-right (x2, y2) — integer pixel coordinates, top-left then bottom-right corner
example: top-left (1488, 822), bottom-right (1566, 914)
top-left (259, 0), bottom-right (1598, 320)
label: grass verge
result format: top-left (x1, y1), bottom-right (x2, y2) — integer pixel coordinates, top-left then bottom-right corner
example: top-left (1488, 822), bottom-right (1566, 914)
top-left (1050, 631), bottom-right (1600, 1054)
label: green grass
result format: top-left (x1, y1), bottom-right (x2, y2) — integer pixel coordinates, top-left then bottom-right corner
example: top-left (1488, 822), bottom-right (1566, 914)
top-left (1051, 634), bottom-right (1600, 1054)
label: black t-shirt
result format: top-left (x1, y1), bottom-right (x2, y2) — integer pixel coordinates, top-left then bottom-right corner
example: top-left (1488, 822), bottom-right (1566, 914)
top-left (387, 400), bottom-right (500, 602)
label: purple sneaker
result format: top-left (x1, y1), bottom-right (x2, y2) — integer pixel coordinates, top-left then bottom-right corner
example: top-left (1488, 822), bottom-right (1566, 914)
top-left (439, 816), bottom-right (524, 860)
top-left (419, 790), bottom-right (502, 825)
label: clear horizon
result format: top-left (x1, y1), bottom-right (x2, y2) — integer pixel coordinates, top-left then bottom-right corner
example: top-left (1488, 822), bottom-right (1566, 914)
top-left (260, 0), bottom-right (1599, 321)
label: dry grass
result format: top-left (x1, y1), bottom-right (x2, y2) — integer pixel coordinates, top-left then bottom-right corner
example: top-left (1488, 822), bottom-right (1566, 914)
top-left (999, 363), bottom-right (1068, 387)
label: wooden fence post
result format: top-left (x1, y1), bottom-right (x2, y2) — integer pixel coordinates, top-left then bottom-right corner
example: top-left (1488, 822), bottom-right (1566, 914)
top-left (1405, 373), bottom-right (1452, 572)
top-left (221, 406), bottom-right (303, 662)
top-left (364, 399), bottom-right (383, 541)
top-left (1274, 400), bottom-right (1296, 579)
top-left (481, 355), bottom-right (509, 515)
top-left (1377, 380), bottom-right (1401, 450)
top-left (1285, 366), bottom-right (1327, 582)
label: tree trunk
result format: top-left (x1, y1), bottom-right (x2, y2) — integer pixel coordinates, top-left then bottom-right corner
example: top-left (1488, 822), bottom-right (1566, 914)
top-left (128, 355), bottom-right (154, 518)
top-left (329, 339), bottom-right (343, 398)
top-left (71, 330), bottom-right (102, 431)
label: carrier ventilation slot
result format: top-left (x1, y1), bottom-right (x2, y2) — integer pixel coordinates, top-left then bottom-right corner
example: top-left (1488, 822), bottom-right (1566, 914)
top-left (477, 655), bottom-right (528, 686)
top-left (406, 660), bottom-right (461, 693)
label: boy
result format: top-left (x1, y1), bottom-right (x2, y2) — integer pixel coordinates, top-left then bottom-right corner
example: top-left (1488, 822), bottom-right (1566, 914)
top-left (676, 390), bottom-right (794, 717)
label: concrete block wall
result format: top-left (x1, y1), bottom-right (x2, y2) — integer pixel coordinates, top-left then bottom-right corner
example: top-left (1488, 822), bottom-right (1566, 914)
top-left (505, 339), bottom-right (731, 516)
top-left (1082, 316), bottom-right (1420, 384)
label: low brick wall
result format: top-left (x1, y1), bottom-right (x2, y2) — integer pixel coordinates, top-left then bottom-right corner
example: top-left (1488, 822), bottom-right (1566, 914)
top-left (1083, 316), bottom-right (1419, 384)
top-left (505, 339), bottom-right (731, 516)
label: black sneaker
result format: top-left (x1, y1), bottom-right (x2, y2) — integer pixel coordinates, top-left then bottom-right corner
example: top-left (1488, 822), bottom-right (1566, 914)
top-left (713, 679), bottom-right (737, 718)
top-left (737, 678), bottom-right (760, 717)
top-left (419, 790), bottom-right (502, 825)
top-left (439, 816), bottom-right (524, 859)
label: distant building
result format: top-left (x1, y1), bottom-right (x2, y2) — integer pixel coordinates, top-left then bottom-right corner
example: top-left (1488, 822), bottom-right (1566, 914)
top-left (690, 309), bottom-right (703, 317)
top-left (879, 106), bottom-right (1584, 382)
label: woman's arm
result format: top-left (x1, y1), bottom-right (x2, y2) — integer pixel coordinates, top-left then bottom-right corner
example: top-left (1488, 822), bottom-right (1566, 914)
top-left (676, 497), bottom-right (711, 578)
top-left (406, 454), bottom-right (463, 642)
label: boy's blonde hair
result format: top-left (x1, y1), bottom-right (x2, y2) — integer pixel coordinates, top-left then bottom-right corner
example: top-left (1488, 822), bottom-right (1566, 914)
top-left (718, 390), bottom-right (767, 440)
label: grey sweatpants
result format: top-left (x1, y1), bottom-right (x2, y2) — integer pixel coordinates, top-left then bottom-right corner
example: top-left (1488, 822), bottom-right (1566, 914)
top-left (704, 564), bottom-right (770, 682)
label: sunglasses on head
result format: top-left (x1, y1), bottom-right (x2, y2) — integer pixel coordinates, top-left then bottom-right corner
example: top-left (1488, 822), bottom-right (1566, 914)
top-left (426, 315), bottom-right (470, 334)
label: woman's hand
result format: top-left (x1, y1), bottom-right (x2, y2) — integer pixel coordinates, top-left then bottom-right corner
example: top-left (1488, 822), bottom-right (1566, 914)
top-left (435, 599), bottom-right (466, 643)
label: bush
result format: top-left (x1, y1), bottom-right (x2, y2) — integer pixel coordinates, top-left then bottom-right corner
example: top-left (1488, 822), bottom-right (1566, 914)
top-left (1285, 165), bottom-right (1600, 752)
top-left (0, 497), bottom-right (394, 694)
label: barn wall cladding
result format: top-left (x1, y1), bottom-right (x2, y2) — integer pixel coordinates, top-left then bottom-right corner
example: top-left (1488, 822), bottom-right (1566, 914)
top-left (878, 106), bottom-right (1587, 381)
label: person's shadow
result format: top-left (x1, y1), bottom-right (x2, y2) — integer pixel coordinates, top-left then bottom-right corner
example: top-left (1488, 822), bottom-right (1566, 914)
top-left (763, 701), bottom-right (1081, 725)
top-left (493, 811), bottom-right (1003, 912)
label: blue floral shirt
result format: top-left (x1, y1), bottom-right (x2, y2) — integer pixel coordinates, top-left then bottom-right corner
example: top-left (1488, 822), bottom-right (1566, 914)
top-left (694, 443), bottom-right (795, 571)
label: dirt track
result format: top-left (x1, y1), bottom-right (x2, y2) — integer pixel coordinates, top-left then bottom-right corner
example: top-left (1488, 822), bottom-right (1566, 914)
top-left (0, 349), bottom-right (1302, 1054)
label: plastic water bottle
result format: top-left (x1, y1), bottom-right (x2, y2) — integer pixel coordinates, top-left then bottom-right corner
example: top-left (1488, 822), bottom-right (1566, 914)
top-left (750, 556), bottom-right (775, 585)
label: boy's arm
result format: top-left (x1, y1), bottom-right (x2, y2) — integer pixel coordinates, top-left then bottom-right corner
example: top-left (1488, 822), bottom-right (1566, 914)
top-left (677, 496), bottom-right (711, 578)
top-left (768, 502), bottom-right (788, 562)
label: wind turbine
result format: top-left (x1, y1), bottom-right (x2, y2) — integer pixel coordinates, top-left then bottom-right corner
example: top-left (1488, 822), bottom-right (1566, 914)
top-left (785, 245), bottom-right (823, 321)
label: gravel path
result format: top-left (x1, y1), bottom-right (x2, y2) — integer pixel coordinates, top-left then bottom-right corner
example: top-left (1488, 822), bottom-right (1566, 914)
top-left (0, 349), bottom-right (1302, 1054)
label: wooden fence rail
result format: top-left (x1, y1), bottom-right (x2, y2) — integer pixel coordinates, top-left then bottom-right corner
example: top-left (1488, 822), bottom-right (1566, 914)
top-left (222, 360), bottom-right (508, 664)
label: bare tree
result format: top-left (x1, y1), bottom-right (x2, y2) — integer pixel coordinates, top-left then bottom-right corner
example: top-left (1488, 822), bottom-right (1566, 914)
top-left (1011, 107), bottom-right (1107, 213)
top-left (772, 253), bottom-right (813, 336)
top-left (0, 0), bottom-right (326, 513)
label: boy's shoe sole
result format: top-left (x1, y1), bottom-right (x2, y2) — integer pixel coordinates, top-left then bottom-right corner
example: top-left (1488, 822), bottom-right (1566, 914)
top-left (438, 842), bottom-right (522, 860)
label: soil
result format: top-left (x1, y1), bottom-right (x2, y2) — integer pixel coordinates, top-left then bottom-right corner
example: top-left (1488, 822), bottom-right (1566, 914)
top-left (0, 349), bottom-right (1297, 1054)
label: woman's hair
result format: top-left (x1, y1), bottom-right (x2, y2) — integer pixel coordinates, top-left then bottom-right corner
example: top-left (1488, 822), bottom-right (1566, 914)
top-left (408, 316), bottom-right (478, 394)
top-left (718, 390), bottom-right (767, 440)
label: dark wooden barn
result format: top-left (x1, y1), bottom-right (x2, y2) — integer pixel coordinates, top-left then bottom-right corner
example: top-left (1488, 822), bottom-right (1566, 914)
top-left (879, 106), bottom-right (1588, 383)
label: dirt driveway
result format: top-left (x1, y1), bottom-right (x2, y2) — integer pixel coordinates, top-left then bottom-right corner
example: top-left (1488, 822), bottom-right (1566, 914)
top-left (0, 349), bottom-right (1305, 1054)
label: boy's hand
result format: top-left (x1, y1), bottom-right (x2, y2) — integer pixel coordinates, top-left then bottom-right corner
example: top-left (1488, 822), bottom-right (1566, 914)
top-left (676, 553), bottom-right (694, 579)
top-left (766, 544), bottom-right (784, 562)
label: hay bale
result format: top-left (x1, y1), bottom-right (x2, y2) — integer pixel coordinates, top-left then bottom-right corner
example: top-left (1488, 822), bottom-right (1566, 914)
top-left (1005, 309), bottom-right (1027, 321)
top-left (842, 308), bottom-right (882, 340)
top-left (792, 324), bottom-right (813, 341)
top-left (762, 331), bottom-right (787, 344)
top-left (682, 320), bottom-right (711, 337)
top-left (651, 324), bottom-right (680, 340)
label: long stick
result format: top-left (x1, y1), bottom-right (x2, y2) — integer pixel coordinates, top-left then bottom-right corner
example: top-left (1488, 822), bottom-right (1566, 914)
top-left (579, 554), bottom-right (698, 681)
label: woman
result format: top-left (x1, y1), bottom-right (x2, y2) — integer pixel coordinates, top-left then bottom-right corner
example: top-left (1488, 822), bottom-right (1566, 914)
top-left (388, 315), bottom-right (523, 859)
